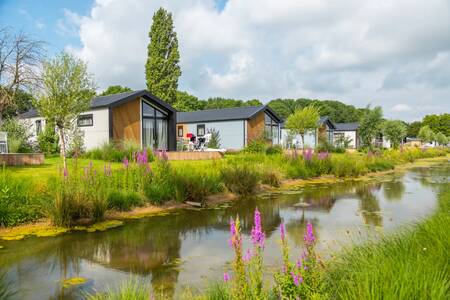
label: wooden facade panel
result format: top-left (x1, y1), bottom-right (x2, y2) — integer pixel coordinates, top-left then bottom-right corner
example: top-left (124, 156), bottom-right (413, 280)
top-left (112, 97), bottom-right (141, 145)
top-left (247, 111), bottom-right (265, 143)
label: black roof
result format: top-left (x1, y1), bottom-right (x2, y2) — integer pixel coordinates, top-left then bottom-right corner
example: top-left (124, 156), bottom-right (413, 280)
top-left (177, 105), bottom-right (282, 123)
top-left (18, 108), bottom-right (40, 118)
top-left (281, 116), bottom-right (336, 129)
top-left (19, 90), bottom-right (175, 119)
top-left (334, 122), bottom-right (359, 131)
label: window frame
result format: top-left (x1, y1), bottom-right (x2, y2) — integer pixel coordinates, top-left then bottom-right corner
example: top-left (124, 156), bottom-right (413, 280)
top-left (77, 114), bottom-right (94, 127)
top-left (141, 99), bottom-right (169, 150)
top-left (177, 125), bottom-right (184, 137)
top-left (197, 124), bottom-right (206, 136)
top-left (35, 120), bottom-right (42, 135)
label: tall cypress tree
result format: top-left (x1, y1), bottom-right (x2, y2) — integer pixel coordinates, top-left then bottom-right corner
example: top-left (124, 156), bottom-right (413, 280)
top-left (145, 8), bottom-right (181, 105)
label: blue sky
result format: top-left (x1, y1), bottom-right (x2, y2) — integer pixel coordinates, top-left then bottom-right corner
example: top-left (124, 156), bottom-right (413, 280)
top-left (1, 0), bottom-right (449, 121)
top-left (0, 0), bottom-right (92, 53)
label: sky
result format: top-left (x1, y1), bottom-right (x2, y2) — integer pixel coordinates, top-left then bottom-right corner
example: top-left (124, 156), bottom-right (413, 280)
top-left (1, 0), bottom-right (450, 121)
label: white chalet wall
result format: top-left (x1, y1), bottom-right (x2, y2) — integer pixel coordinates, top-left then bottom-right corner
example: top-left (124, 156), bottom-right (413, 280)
top-left (186, 120), bottom-right (245, 149)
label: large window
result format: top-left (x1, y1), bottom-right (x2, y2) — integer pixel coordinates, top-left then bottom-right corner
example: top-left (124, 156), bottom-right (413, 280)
top-left (35, 120), bottom-right (42, 135)
top-left (264, 113), bottom-right (279, 143)
top-left (142, 100), bottom-right (169, 150)
top-left (78, 114), bottom-right (93, 127)
top-left (197, 124), bottom-right (205, 136)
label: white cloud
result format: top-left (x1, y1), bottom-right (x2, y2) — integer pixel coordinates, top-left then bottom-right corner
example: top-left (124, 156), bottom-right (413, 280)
top-left (65, 0), bottom-right (450, 121)
top-left (391, 104), bottom-right (411, 112)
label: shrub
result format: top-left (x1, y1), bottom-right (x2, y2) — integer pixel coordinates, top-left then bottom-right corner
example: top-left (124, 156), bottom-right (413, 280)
top-left (331, 154), bottom-right (368, 177)
top-left (173, 169), bottom-right (222, 204)
top-left (107, 191), bottom-right (142, 211)
top-left (0, 118), bottom-right (33, 153)
top-left (243, 138), bottom-right (267, 154)
top-left (260, 168), bottom-right (282, 187)
top-left (285, 157), bottom-right (310, 179)
top-left (266, 145), bottom-right (283, 155)
top-left (37, 122), bottom-right (59, 155)
top-left (207, 128), bottom-right (221, 149)
top-left (220, 163), bottom-right (259, 195)
top-left (143, 158), bottom-right (174, 204)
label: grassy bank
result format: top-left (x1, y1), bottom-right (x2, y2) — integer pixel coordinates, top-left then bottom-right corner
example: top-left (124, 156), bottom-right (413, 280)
top-left (322, 185), bottom-right (450, 299)
top-left (0, 147), bottom-right (448, 232)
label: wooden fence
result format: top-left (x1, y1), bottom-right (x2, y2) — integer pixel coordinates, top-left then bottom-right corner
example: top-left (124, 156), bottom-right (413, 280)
top-left (166, 151), bottom-right (224, 161)
top-left (0, 153), bottom-right (45, 166)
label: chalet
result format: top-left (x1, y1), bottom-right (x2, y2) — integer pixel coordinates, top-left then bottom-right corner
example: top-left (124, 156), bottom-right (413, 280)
top-left (176, 105), bottom-right (283, 150)
top-left (280, 116), bottom-right (336, 149)
top-left (333, 122), bottom-right (360, 149)
top-left (18, 90), bottom-right (177, 151)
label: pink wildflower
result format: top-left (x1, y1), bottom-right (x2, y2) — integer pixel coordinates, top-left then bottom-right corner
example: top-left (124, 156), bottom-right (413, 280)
top-left (123, 157), bottom-right (129, 168)
top-left (251, 208), bottom-right (265, 248)
top-left (280, 222), bottom-right (286, 242)
top-left (223, 272), bottom-right (230, 282)
top-left (304, 222), bottom-right (315, 246)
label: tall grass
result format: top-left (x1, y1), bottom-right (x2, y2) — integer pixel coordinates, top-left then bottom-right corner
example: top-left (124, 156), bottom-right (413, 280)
top-left (86, 278), bottom-right (150, 300)
top-left (0, 273), bottom-right (16, 300)
top-left (0, 167), bottom-right (44, 227)
top-left (323, 186), bottom-right (450, 299)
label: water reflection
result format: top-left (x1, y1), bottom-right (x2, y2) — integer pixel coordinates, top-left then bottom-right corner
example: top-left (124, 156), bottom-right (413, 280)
top-left (1, 162), bottom-right (448, 300)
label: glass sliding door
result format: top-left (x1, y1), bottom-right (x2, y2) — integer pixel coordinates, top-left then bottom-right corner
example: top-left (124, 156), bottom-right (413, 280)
top-left (143, 118), bottom-right (155, 149)
top-left (156, 118), bottom-right (168, 150)
top-left (142, 99), bottom-right (169, 150)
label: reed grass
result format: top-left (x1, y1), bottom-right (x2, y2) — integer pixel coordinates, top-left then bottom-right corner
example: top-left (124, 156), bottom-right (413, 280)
top-left (323, 186), bottom-right (450, 299)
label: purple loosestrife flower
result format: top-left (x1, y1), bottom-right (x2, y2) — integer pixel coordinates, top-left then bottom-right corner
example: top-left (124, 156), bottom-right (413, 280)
top-left (318, 151), bottom-right (330, 160)
top-left (63, 167), bottom-right (68, 178)
top-left (280, 222), bottom-right (286, 242)
top-left (223, 272), bottom-right (230, 282)
top-left (304, 222), bottom-right (315, 246)
top-left (229, 219), bottom-right (236, 247)
top-left (251, 208), bottom-right (265, 248)
top-left (303, 148), bottom-right (313, 161)
top-left (291, 272), bottom-right (301, 286)
top-left (243, 249), bottom-right (252, 262)
top-left (296, 259), bottom-right (303, 269)
top-left (123, 157), bottom-right (129, 168)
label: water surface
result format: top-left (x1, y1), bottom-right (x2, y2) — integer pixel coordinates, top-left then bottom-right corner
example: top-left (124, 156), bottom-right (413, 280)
top-left (1, 162), bottom-right (448, 299)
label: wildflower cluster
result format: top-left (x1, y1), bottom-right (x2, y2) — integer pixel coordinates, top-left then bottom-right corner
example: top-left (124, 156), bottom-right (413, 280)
top-left (274, 221), bottom-right (322, 299)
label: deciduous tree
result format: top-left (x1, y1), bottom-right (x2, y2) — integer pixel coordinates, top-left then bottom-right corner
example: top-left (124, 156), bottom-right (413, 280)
top-left (359, 106), bottom-right (383, 149)
top-left (34, 52), bottom-right (96, 169)
top-left (0, 27), bottom-right (44, 121)
top-left (382, 120), bottom-right (407, 149)
top-left (285, 105), bottom-right (320, 150)
top-left (417, 125), bottom-right (435, 144)
top-left (100, 85), bottom-right (131, 96)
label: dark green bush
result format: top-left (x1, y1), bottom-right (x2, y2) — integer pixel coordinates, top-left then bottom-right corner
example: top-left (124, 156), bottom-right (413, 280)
top-left (37, 122), bottom-right (59, 155)
top-left (243, 138), bottom-right (267, 154)
top-left (266, 145), bottom-right (283, 155)
top-left (107, 191), bottom-right (142, 211)
top-left (220, 164), bottom-right (259, 195)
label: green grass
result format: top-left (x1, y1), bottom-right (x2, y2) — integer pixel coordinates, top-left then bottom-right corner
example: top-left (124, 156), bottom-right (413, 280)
top-left (2, 148), bottom-right (448, 228)
top-left (323, 186), bottom-right (450, 299)
top-left (86, 278), bottom-right (150, 300)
